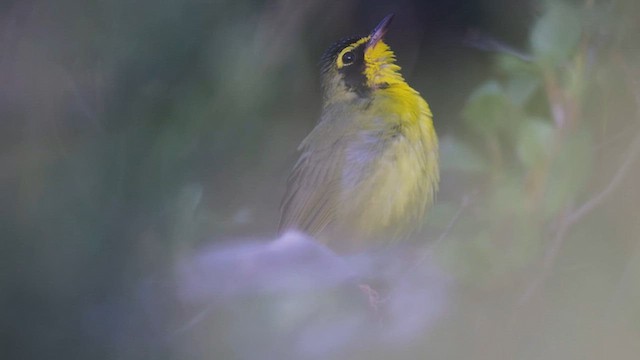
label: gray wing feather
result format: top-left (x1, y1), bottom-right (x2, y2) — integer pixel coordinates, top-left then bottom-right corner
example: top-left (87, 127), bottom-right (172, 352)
top-left (278, 144), bottom-right (341, 236)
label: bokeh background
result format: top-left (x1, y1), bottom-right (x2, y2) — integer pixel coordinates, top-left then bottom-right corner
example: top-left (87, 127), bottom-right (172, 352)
top-left (3, 0), bottom-right (640, 359)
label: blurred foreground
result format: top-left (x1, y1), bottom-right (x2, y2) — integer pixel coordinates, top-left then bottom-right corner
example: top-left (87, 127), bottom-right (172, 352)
top-left (169, 232), bottom-right (449, 359)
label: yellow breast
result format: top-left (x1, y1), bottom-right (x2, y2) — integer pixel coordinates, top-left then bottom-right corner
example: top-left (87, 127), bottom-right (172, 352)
top-left (335, 84), bottom-right (439, 240)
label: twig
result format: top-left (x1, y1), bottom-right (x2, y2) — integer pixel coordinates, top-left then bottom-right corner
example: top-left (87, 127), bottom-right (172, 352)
top-left (433, 194), bottom-right (473, 249)
top-left (518, 112), bottom-right (640, 308)
top-left (463, 29), bottom-right (534, 62)
top-left (518, 129), bottom-right (640, 307)
top-left (566, 132), bottom-right (640, 226)
top-left (412, 193), bottom-right (473, 270)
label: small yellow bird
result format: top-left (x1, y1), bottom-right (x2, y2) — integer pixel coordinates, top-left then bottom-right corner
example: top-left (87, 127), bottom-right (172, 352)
top-left (279, 14), bottom-right (439, 251)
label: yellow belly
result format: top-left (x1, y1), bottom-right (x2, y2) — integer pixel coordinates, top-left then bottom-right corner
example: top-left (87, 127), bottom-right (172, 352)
top-left (335, 112), bottom-right (438, 241)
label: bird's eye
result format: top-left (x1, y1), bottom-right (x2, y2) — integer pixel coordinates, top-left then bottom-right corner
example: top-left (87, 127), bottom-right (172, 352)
top-left (341, 51), bottom-right (355, 65)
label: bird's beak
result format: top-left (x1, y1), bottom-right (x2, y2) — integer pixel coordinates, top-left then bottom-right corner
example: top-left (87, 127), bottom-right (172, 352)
top-left (366, 14), bottom-right (394, 50)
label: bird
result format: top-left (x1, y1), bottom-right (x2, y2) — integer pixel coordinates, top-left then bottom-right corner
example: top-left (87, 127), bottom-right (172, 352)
top-left (279, 14), bottom-right (439, 251)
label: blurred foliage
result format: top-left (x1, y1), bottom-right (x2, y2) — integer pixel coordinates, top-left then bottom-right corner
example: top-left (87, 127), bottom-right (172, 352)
top-left (2, 0), bottom-right (640, 359)
top-left (427, 0), bottom-right (640, 357)
top-left (435, 0), bottom-right (637, 279)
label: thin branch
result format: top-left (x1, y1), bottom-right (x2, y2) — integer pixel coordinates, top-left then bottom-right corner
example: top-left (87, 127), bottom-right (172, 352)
top-left (518, 127), bottom-right (640, 307)
top-left (463, 29), bottom-right (534, 62)
top-left (567, 132), bottom-right (640, 226)
top-left (518, 66), bottom-right (640, 306)
top-left (432, 194), bottom-right (473, 249)
top-left (411, 193), bottom-right (473, 270)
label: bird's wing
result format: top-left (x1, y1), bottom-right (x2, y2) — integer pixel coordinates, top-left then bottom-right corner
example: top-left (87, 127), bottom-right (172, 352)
top-left (278, 143), bottom-right (342, 236)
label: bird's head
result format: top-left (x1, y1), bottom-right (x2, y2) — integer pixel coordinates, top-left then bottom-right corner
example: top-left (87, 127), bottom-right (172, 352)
top-left (320, 14), bottom-right (405, 103)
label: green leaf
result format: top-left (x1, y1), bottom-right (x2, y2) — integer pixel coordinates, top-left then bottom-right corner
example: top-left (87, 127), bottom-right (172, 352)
top-left (439, 136), bottom-right (487, 173)
top-left (531, 2), bottom-right (582, 66)
top-left (516, 117), bottom-right (554, 168)
top-left (506, 73), bottom-right (540, 106)
top-left (462, 81), bottom-right (513, 136)
top-left (544, 129), bottom-right (593, 216)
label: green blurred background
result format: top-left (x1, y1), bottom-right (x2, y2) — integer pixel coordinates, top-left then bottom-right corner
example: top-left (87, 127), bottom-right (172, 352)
top-left (3, 0), bottom-right (640, 359)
